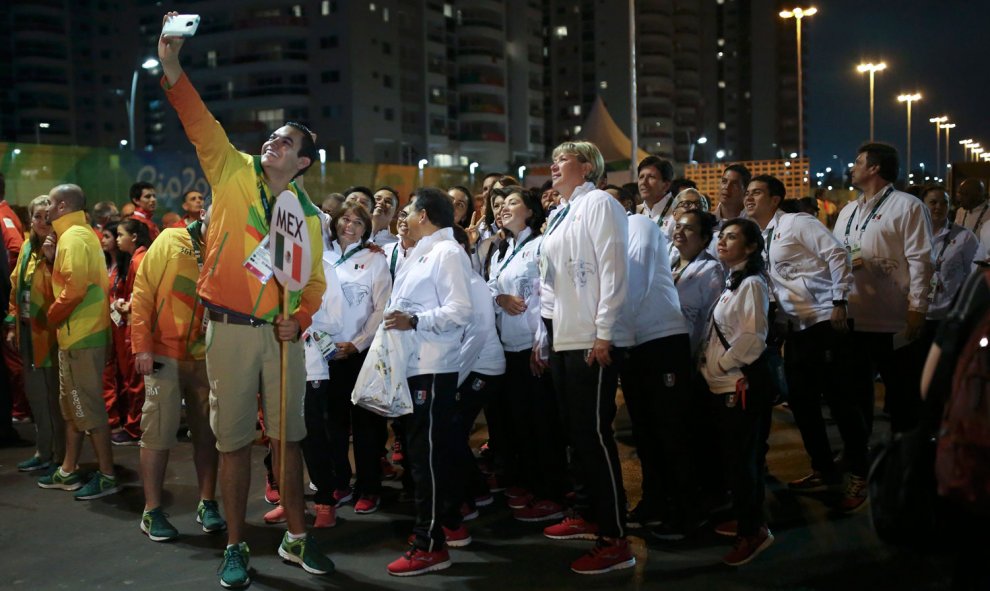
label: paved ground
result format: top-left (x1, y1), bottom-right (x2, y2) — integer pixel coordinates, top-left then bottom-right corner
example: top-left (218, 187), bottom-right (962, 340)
top-left (0, 398), bottom-right (955, 590)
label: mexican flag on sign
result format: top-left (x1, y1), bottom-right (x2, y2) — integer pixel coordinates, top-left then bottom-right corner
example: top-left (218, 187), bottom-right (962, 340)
top-left (274, 231), bottom-right (303, 283)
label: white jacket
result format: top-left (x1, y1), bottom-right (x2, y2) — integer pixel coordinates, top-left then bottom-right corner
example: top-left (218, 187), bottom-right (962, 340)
top-left (489, 227), bottom-right (542, 352)
top-left (764, 211), bottom-right (853, 330)
top-left (371, 228), bottom-right (398, 247)
top-left (955, 202), bottom-right (990, 238)
top-left (672, 248), bottom-right (725, 358)
top-left (388, 227), bottom-right (472, 377)
top-left (383, 240), bottom-right (413, 281)
top-left (325, 241), bottom-right (392, 352)
top-left (539, 183), bottom-right (629, 351)
top-left (701, 273), bottom-right (769, 394)
top-left (928, 222), bottom-right (979, 319)
top-left (458, 274), bottom-right (506, 384)
top-left (832, 185), bottom-right (933, 333)
top-left (615, 214), bottom-right (688, 347)
top-left (303, 259), bottom-right (346, 381)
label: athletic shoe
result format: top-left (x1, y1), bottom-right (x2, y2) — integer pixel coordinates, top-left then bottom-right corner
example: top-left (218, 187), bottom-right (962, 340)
top-left (787, 470), bottom-right (838, 492)
top-left (354, 495), bottom-right (381, 514)
top-left (197, 499), bottom-right (227, 533)
top-left (486, 474), bottom-right (506, 493)
top-left (443, 525), bottom-right (472, 548)
top-left (722, 526), bottom-right (774, 566)
top-left (141, 507), bottom-right (179, 542)
top-left (839, 473), bottom-right (869, 513)
top-left (264, 477), bottom-right (280, 505)
top-left (507, 492), bottom-right (533, 510)
top-left (651, 523), bottom-right (688, 542)
top-left (218, 542), bottom-right (250, 588)
top-left (278, 532), bottom-right (335, 575)
top-left (333, 487), bottom-right (353, 506)
top-left (513, 499), bottom-right (565, 522)
top-left (504, 486), bottom-right (529, 499)
top-left (74, 473), bottom-right (121, 500)
top-left (461, 503), bottom-right (479, 521)
top-left (38, 468), bottom-right (83, 491)
top-left (714, 519), bottom-right (737, 537)
top-left (264, 505), bottom-right (286, 524)
top-left (474, 493), bottom-right (494, 507)
top-left (314, 503), bottom-right (337, 528)
top-left (544, 516), bottom-right (599, 540)
top-left (111, 431), bottom-right (139, 446)
top-left (382, 457), bottom-right (399, 480)
top-left (17, 456), bottom-right (51, 472)
top-left (570, 537), bottom-right (636, 575)
top-left (387, 547), bottom-right (451, 576)
top-left (391, 440), bottom-right (404, 464)
top-left (625, 501), bottom-right (663, 528)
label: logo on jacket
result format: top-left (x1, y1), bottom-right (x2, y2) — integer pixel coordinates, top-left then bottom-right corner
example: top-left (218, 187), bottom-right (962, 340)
top-left (870, 257), bottom-right (899, 277)
top-left (414, 390), bottom-right (428, 405)
top-left (472, 377), bottom-right (486, 391)
top-left (566, 259), bottom-right (595, 288)
top-left (341, 282), bottom-right (371, 307)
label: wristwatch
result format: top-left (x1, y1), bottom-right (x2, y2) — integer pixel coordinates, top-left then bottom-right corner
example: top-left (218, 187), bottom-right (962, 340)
top-left (832, 299), bottom-right (848, 307)
top-left (409, 314), bottom-right (419, 331)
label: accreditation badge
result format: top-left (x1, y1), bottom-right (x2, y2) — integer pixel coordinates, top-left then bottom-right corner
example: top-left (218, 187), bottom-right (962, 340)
top-left (847, 243), bottom-right (864, 270)
top-left (243, 235), bottom-right (274, 284)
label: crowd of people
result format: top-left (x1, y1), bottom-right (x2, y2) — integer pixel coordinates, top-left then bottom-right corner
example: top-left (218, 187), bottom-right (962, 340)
top-left (2, 13), bottom-right (988, 589)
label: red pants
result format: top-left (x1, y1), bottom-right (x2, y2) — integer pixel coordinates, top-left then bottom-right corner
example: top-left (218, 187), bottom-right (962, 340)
top-left (113, 324), bottom-right (145, 438)
top-left (3, 344), bottom-right (29, 420)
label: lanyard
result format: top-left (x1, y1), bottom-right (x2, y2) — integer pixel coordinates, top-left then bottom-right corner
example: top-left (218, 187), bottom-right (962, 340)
top-left (389, 245), bottom-right (400, 279)
top-left (253, 157), bottom-right (276, 227)
top-left (764, 226), bottom-right (775, 267)
top-left (333, 243), bottom-right (365, 268)
top-left (972, 203), bottom-right (989, 234)
top-left (672, 255), bottom-right (695, 286)
top-left (544, 203), bottom-right (571, 237)
top-left (17, 240), bottom-right (33, 294)
top-left (187, 222), bottom-right (204, 267)
top-left (934, 223), bottom-right (954, 272)
top-left (494, 233), bottom-right (537, 280)
top-left (844, 186), bottom-right (893, 245)
top-left (656, 196), bottom-right (673, 225)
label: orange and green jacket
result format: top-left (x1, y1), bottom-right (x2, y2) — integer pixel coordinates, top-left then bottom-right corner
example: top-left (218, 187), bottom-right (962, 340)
top-left (49, 210), bottom-right (111, 349)
top-left (130, 225), bottom-right (206, 361)
top-left (163, 74), bottom-right (325, 329)
top-left (5, 240), bottom-right (57, 368)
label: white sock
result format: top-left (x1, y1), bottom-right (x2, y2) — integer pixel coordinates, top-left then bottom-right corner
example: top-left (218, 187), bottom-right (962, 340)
top-left (286, 531), bottom-right (306, 541)
top-left (57, 467), bottom-right (71, 477)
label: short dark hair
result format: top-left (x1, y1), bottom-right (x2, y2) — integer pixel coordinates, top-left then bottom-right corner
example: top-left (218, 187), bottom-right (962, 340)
top-left (637, 156), bottom-right (674, 182)
top-left (482, 172), bottom-right (503, 183)
top-left (331, 201), bottom-right (373, 243)
top-left (129, 181), bottom-right (155, 205)
top-left (669, 178), bottom-right (697, 198)
top-left (679, 210), bottom-right (718, 248)
top-left (375, 186), bottom-right (400, 207)
top-left (919, 184), bottom-right (948, 201)
top-left (750, 174), bottom-right (786, 204)
top-left (858, 142), bottom-right (899, 183)
top-left (721, 218), bottom-right (765, 291)
top-left (344, 186), bottom-right (374, 203)
top-left (605, 184), bottom-right (636, 213)
top-left (285, 121), bottom-right (317, 179)
top-left (723, 163), bottom-right (752, 188)
top-left (412, 187), bottom-right (455, 228)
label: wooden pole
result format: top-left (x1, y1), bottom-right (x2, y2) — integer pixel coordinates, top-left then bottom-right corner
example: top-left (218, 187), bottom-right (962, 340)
top-left (278, 284), bottom-right (289, 506)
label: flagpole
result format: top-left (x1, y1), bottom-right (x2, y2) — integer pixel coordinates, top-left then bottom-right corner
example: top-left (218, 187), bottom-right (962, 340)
top-left (278, 284), bottom-right (289, 506)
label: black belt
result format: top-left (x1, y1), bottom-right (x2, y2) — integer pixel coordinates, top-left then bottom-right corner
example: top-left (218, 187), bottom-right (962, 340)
top-left (206, 308), bottom-right (268, 327)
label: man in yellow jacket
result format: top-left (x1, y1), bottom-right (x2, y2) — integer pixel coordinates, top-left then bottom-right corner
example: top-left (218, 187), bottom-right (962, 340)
top-left (36, 183), bottom-right (119, 500)
top-left (159, 12), bottom-right (332, 588)
top-left (131, 218), bottom-right (225, 542)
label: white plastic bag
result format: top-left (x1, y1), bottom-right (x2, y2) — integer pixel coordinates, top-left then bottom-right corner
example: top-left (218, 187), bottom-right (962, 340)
top-left (352, 323), bottom-right (415, 417)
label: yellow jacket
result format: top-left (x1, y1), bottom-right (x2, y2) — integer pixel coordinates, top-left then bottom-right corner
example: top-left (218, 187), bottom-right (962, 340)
top-left (5, 240), bottom-right (58, 368)
top-left (49, 211), bottom-right (111, 349)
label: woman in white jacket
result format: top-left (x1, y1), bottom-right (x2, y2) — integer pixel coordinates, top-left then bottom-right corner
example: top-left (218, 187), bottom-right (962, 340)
top-left (322, 202), bottom-right (392, 515)
top-left (488, 186), bottom-right (567, 523)
top-left (701, 218), bottom-right (774, 567)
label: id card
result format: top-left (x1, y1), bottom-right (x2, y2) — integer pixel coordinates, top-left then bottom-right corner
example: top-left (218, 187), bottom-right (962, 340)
top-left (110, 308), bottom-right (124, 327)
top-left (304, 329), bottom-right (338, 362)
top-left (244, 235), bottom-right (274, 284)
top-left (928, 272), bottom-right (943, 303)
top-left (848, 244), bottom-right (864, 270)
top-left (19, 290), bottom-right (30, 319)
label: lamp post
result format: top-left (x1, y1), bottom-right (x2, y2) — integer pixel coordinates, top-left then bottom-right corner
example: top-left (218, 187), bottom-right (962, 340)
top-left (960, 138), bottom-right (974, 163)
top-left (127, 58), bottom-right (160, 151)
top-left (856, 62), bottom-right (886, 141)
top-left (974, 147), bottom-right (985, 162)
top-left (941, 123), bottom-right (955, 169)
top-left (928, 116), bottom-right (947, 174)
top-left (897, 93), bottom-right (922, 180)
top-left (780, 6), bottom-right (817, 160)
top-left (36, 121), bottom-right (50, 145)
top-left (688, 135), bottom-right (707, 164)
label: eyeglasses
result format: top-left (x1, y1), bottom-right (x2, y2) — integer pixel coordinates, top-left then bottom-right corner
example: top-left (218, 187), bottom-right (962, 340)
top-left (674, 200), bottom-right (701, 210)
top-left (397, 211), bottom-right (410, 221)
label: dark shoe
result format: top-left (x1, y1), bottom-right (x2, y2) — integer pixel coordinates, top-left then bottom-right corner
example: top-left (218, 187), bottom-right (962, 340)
top-left (722, 526), bottom-right (774, 566)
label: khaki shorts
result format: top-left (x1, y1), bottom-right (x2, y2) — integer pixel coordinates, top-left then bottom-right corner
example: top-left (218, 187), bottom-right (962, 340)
top-left (140, 355), bottom-right (213, 451)
top-left (58, 347), bottom-right (108, 432)
top-left (205, 320), bottom-right (306, 453)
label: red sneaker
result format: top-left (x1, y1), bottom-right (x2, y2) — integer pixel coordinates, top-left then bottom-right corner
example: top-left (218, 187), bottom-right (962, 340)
top-left (722, 525), bottom-right (774, 566)
top-left (391, 440), bottom-right (404, 464)
top-left (264, 477), bottom-right (280, 505)
top-left (544, 516), bottom-right (599, 540)
top-left (332, 487), bottom-right (353, 506)
top-left (381, 457), bottom-right (399, 480)
top-left (504, 486), bottom-right (529, 499)
top-left (313, 503), bottom-right (336, 528)
top-left (263, 504), bottom-right (285, 524)
top-left (570, 538), bottom-right (636, 575)
top-left (461, 503), bottom-right (479, 521)
top-left (474, 493), bottom-right (494, 507)
top-left (486, 474), bottom-right (506, 493)
top-left (507, 492), bottom-right (533, 510)
top-left (714, 519), bottom-right (737, 537)
top-left (354, 495), bottom-right (381, 514)
top-left (514, 499), bottom-right (565, 522)
top-left (387, 547), bottom-right (452, 576)
top-left (443, 525), bottom-right (472, 548)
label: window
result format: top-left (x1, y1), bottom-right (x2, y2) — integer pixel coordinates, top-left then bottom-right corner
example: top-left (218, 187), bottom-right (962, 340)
top-left (571, 104), bottom-right (581, 116)
top-left (321, 0), bottom-right (330, 15)
top-left (321, 70), bottom-right (340, 83)
top-left (369, 2), bottom-right (376, 11)
top-left (256, 108), bottom-right (285, 129)
top-left (384, 108), bottom-right (394, 121)
top-left (207, 50), bottom-right (217, 68)
top-left (292, 4), bottom-right (302, 17)
top-left (383, 7), bottom-right (389, 22)
top-left (554, 26), bottom-right (567, 39)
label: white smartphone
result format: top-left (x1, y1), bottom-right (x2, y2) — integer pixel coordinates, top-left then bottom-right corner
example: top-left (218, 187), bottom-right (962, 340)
top-left (162, 14), bottom-right (201, 37)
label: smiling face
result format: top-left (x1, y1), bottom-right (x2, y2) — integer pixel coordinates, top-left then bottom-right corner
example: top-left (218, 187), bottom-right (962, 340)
top-left (499, 192), bottom-right (533, 234)
top-left (672, 213), bottom-right (706, 260)
top-left (396, 204), bottom-right (413, 239)
top-left (30, 203), bottom-right (52, 239)
top-left (260, 125), bottom-right (310, 179)
top-left (335, 209), bottom-right (367, 248)
top-left (491, 194), bottom-right (506, 228)
top-left (743, 181), bottom-right (780, 225)
top-left (373, 189), bottom-right (397, 222)
top-left (716, 223), bottom-right (757, 267)
top-left (346, 191), bottom-right (374, 212)
top-left (551, 151), bottom-right (591, 197)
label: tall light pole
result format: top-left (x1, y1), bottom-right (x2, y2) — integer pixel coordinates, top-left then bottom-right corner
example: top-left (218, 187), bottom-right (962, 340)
top-left (629, 0), bottom-right (638, 178)
top-left (942, 123), bottom-right (955, 168)
top-left (780, 6), bottom-right (817, 161)
top-left (897, 93), bottom-right (922, 181)
top-left (929, 116), bottom-right (947, 174)
top-left (960, 139), bottom-right (974, 163)
top-left (128, 58), bottom-right (160, 151)
top-left (974, 147), bottom-right (986, 162)
top-left (857, 62), bottom-right (886, 141)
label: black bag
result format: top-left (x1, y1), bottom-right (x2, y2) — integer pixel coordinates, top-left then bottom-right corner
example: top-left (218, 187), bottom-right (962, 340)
top-left (712, 322), bottom-right (788, 406)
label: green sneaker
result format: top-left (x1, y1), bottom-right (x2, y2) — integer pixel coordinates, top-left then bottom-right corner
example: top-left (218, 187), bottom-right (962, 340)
top-left (197, 499), bottom-right (227, 533)
top-left (218, 542), bottom-right (250, 589)
top-left (18, 456), bottom-right (51, 472)
top-left (278, 532), bottom-right (335, 575)
top-left (37, 468), bottom-right (83, 491)
top-left (141, 507), bottom-right (179, 542)
top-left (73, 472), bottom-right (121, 500)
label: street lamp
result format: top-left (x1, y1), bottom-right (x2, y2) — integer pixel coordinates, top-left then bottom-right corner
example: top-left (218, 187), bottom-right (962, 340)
top-left (897, 92), bottom-right (922, 180)
top-left (929, 116), bottom-right (947, 174)
top-left (960, 139), bottom-right (974, 162)
top-left (715, 149), bottom-right (726, 160)
top-left (941, 122), bottom-right (955, 168)
top-left (780, 6), bottom-right (817, 160)
top-left (857, 62), bottom-right (887, 141)
top-left (36, 121), bottom-right (50, 145)
top-left (688, 135), bottom-right (707, 164)
top-left (973, 147), bottom-right (985, 162)
top-left (127, 57), bottom-right (160, 151)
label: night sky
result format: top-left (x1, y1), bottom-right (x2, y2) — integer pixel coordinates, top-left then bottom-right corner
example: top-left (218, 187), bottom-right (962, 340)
top-left (806, 0), bottom-right (989, 176)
